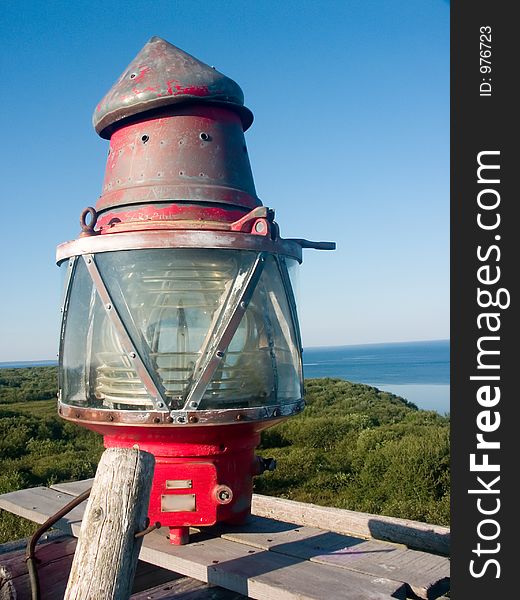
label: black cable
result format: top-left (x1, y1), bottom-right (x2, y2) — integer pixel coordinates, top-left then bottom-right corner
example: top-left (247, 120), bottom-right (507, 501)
top-left (25, 488), bottom-right (91, 600)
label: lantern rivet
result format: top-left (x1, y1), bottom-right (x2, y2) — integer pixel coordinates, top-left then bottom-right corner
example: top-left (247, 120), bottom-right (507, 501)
top-left (129, 352), bottom-right (136, 359)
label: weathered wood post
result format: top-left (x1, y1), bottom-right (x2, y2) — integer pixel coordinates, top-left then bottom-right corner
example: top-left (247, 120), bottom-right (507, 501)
top-left (64, 447), bottom-right (155, 600)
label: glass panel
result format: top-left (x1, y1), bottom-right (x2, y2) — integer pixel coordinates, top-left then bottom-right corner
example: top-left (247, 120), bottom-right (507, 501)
top-left (60, 258), bottom-right (91, 405)
top-left (60, 258), bottom-right (153, 409)
top-left (286, 258), bottom-right (300, 306)
top-left (199, 255), bottom-right (303, 409)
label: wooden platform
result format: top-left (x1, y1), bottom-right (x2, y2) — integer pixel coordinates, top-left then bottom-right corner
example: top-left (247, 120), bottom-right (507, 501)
top-left (0, 480), bottom-right (450, 599)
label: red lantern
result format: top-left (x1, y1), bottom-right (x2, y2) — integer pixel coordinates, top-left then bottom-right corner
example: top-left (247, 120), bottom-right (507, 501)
top-left (57, 37), bottom-right (334, 544)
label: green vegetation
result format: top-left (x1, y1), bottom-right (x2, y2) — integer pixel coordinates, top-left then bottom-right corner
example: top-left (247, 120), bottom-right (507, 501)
top-left (0, 368), bottom-right (449, 544)
top-left (256, 379), bottom-right (450, 526)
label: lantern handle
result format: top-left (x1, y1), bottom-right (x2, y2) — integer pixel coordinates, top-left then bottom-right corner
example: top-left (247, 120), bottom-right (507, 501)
top-left (286, 238), bottom-right (336, 250)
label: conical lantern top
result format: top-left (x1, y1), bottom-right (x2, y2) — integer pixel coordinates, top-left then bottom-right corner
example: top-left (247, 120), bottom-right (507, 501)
top-left (93, 36), bottom-right (254, 139)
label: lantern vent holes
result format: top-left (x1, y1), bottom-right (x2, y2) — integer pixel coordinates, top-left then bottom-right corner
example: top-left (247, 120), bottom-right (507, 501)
top-left (141, 135), bottom-right (150, 144)
top-left (199, 132), bottom-right (210, 141)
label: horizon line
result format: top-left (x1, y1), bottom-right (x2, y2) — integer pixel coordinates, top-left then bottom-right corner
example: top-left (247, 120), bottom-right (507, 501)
top-left (0, 338), bottom-right (450, 366)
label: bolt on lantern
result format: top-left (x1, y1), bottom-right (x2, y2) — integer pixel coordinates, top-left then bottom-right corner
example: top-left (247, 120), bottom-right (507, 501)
top-left (56, 37), bottom-right (334, 544)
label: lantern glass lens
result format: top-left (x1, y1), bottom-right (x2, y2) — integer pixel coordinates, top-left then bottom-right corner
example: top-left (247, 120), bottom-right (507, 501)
top-left (59, 249), bottom-right (302, 412)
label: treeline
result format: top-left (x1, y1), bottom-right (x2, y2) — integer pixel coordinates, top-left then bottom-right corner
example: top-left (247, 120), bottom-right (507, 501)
top-left (0, 366), bottom-right (58, 402)
top-left (0, 368), bottom-right (449, 544)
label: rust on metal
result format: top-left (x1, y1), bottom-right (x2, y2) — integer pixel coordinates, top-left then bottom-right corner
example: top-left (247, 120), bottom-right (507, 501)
top-left (94, 36), bottom-right (253, 139)
top-left (96, 106), bottom-right (260, 211)
top-left (79, 206), bottom-right (99, 237)
top-left (56, 229), bottom-right (304, 264)
top-left (58, 400), bottom-right (304, 427)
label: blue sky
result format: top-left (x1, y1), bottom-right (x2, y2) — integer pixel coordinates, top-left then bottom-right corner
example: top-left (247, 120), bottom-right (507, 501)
top-left (0, 1), bottom-right (449, 362)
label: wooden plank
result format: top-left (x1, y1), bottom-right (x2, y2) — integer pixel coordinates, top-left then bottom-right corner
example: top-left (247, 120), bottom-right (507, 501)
top-left (0, 486), bottom-right (84, 536)
top-left (50, 480), bottom-right (450, 556)
top-left (0, 530), bottom-right (67, 556)
top-left (130, 577), bottom-right (246, 599)
top-left (141, 529), bottom-right (407, 600)
top-left (219, 516), bottom-right (449, 599)
top-left (252, 493), bottom-right (450, 556)
top-left (0, 487), bottom-right (407, 599)
top-left (51, 479), bottom-right (94, 496)
top-left (0, 536), bottom-right (77, 600)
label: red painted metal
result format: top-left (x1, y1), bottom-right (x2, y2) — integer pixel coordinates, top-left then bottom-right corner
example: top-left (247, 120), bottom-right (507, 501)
top-left (96, 106), bottom-right (260, 213)
top-left (99, 423), bottom-right (262, 544)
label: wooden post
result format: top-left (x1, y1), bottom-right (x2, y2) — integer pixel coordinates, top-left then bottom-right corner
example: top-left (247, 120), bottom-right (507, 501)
top-left (64, 447), bottom-right (155, 600)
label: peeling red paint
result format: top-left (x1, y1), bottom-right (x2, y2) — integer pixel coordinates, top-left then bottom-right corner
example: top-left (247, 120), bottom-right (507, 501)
top-left (96, 203), bottom-right (245, 232)
top-left (133, 65), bottom-right (151, 83)
top-left (132, 86), bottom-right (158, 95)
top-left (166, 79), bottom-right (210, 97)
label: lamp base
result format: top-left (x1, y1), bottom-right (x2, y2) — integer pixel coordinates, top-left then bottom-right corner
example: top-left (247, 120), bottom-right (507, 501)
top-left (102, 424), bottom-right (263, 544)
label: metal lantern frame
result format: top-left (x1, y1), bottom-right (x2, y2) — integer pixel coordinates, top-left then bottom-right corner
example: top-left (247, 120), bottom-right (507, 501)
top-left (57, 223), bottom-right (307, 427)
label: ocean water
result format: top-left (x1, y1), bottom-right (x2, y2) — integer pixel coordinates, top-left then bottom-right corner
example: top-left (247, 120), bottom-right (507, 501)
top-left (0, 360), bottom-right (58, 369)
top-left (303, 340), bottom-right (450, 414)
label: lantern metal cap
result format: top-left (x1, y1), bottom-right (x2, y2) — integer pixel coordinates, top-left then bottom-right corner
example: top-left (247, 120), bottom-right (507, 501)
top-left (93, 36), bottom-right (254, 139)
